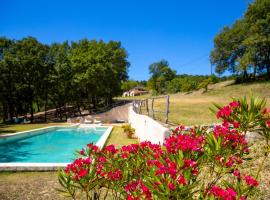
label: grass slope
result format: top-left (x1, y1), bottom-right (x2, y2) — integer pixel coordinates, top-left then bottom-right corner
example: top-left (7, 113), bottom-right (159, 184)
top-left (134, 81), bottom-right (270, 125)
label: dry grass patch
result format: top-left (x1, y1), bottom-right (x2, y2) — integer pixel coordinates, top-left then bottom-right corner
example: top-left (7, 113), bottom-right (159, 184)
top-left (0, 123), bottom-right (71, 135)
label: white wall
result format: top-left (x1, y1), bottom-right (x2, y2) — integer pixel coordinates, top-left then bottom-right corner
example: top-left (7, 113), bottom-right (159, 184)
top-left (128, 106), bottom-right (170, 145)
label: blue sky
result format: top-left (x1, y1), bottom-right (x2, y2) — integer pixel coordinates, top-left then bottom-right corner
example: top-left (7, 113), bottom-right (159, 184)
top-left (1, 0), bottom-right (249, 80)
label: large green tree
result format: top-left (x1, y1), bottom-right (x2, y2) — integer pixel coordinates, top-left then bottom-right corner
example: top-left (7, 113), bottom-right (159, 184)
top-left (147, 59), bottom-right (176, 94)
top-left (210, 0), bottom-right (270, 79)
top-left (69, 39), bottom-right (129, 109)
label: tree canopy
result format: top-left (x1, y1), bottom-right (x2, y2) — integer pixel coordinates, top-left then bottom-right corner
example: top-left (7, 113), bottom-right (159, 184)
top-left (210, 0), bottom-right (270, 80)
top-left (0, 37), bottom-right (129, 122)
top-left (147, 59), bottom-right (177, 94)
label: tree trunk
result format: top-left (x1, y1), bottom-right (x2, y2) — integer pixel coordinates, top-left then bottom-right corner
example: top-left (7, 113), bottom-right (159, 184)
top-left (267, 66), bottom-right (270, 80)
top-left (253, 67), bottom-right (257, 80)
top-left (36, 99), bottom-right (40, 112)
top-left (30, 102), bottom-right (34, 123)
top-left (59, 104), bottom-right (62, 121)
top-left (8, 101), bottom-right (14, 122)
top-left (77, 104), bottom-right (81, 115)
top-left (44, 98), bottom-right (48, 122)
top-left (243, 70), bottom-right (248, 80)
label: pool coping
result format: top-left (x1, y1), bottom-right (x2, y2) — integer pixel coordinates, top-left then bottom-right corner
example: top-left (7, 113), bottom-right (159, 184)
top-left (0, 124), bottom-right (113, 171)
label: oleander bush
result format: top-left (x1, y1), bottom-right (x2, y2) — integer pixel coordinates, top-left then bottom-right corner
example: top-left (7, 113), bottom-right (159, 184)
top-left (58, 95), bottom-right (270, 200)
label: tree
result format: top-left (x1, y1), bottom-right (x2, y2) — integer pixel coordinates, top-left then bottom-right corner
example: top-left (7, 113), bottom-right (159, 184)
top-left (210, 0), bottom-right (270, 80)
top-left (0, 37), bottom-right (15, 121)
top-left (69, 39), bottom-right (129, 109)
top-left (148, 60), bottom-right (176, 94)
top-left (47, 42), bottom-right (72, 120)
top-left (121, 80), bottom-right (139, 91)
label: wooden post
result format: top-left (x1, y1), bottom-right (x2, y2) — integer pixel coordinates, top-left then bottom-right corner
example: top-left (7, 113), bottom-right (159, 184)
top-left (146, 99), bottom-right (149, 116)
top-left (151, 98), bottom-right (155, 119)
top-left (165, 95), bottom-right (170, 124)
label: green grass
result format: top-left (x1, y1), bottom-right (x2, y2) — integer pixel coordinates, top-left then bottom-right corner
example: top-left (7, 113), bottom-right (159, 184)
top-left (0, 123), bottom-right (71, 135)
top-left (105, 126), bottom-right (138, 147)
top-left (134, 81), bottom-right (270, 125)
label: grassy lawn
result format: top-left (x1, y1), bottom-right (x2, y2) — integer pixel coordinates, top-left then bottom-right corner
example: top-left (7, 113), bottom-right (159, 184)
top-left (105, 126), bottom-right (138, 147)
top-left (0, 123), bottom-right (71, 135)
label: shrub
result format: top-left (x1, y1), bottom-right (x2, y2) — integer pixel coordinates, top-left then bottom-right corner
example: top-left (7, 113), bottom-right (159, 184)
top-left (121, 124), bottom-right (135, 139)
top-left (58, 95), bottom-right (270, 200)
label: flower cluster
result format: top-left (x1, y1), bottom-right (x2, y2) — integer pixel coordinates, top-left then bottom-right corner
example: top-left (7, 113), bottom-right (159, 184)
top-left (208, 185), bottom-right (237, 200)
top-left (164, 133), bottom-right (204, 153)
top-left (65, 157), bottom-right (92, 180)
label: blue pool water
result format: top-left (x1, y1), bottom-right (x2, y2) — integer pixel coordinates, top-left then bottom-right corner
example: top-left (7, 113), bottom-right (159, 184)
top-left (0, 127), bottom-right (108, 163)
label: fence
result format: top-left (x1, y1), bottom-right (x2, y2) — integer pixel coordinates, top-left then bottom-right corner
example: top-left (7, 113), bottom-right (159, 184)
top-left (132, 95), bottom-right (170, 124)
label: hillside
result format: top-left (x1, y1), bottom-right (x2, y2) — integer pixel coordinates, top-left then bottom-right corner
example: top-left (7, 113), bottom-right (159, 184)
top-left (125, 81), bottom-right (270, 126)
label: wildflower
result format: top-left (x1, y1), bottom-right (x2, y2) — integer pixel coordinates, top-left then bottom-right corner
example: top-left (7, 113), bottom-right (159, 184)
top-left (244, 175), bottom-right (259, 187)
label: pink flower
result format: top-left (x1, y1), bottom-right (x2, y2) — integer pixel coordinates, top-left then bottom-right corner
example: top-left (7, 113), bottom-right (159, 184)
top-left (232, 121), bottom-right (240, 128)
top-left (105, 144), bottom-right (118, 154)
top-left (233, 170), bottom-right (240, 178)
top-left (209, 186), bottom-right (237, 200)
top-left (107, 169), bottom-right (122, 181)
top-left (84, 157), bottom-right (92, 164)
top-left (164, 133), bottom-right (204, 153)
top-left (184, 159), bottom-right (197, 168)
top-left (245, 175), bottom-right (259, 187)
top-left (178, 174), bottom-right (187, 185)
top-left (168, 183), bottom-right (175, 190)
top-left (78, 168), bottom-right (88, 178)
top-left (266, 120), bottom-right (270, 128)
top-left (79, 148), bottom-right (85, 155)
top-left (229, 101), bottom-right (240, 108)
top-left (97, 156), bottom-right (106, 163)
top-left (87, 144), bottom-right (99, 152)
top-left (217, 106), bottom-right (232, 119)
top-left (262, 108), bottom-right (270, 114)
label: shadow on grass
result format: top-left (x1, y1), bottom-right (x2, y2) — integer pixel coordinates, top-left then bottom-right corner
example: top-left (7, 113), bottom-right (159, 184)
top-left (0, 124), bottom-right (16, 134)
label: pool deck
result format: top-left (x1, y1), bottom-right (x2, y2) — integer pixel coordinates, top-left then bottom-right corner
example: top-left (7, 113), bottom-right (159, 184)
top-left (0, 124), bottom-right (113, 171)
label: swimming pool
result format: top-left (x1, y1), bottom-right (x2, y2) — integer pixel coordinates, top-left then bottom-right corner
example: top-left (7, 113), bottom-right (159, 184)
top-left (0, 126), bottom-right (111, 164)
